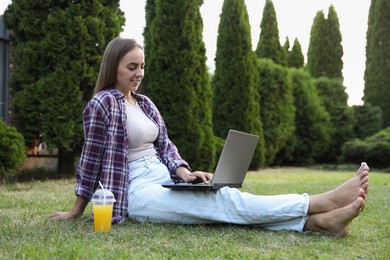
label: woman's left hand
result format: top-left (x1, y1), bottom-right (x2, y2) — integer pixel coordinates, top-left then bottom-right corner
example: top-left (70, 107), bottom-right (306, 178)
top-left (176, 167), bottom-right (213, 183)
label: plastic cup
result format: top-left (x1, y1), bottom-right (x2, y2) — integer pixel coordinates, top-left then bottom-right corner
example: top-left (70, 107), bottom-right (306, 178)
top-left (91, 189), bottom-right (116, 232)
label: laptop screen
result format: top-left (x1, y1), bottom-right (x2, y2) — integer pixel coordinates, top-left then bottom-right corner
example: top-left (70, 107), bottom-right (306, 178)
top-left (211, 130), bottom-right (259, 186)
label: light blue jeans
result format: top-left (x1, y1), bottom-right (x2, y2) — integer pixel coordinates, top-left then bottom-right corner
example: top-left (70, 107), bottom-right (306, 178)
top-left (127, 155), bottom-right (309, 232)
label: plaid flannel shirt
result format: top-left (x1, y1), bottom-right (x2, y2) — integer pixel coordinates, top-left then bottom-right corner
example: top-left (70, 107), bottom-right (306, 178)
top-left (75, 88), bottom-right (189, 224)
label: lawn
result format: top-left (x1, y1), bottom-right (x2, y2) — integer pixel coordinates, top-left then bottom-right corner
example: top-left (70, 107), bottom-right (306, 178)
top-left (1, 167), bottom-right (389, 259)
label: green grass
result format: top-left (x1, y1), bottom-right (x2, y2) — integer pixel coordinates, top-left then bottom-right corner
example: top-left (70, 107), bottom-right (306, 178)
top-left (1, 167), bottom-right (389, 259)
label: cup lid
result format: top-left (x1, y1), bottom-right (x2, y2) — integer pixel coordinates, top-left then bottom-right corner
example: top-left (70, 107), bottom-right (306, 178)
top-left (91, 189), bottom-right (116, 204)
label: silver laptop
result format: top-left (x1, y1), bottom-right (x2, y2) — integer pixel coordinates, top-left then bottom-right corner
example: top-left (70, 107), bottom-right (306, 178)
top-left (162, 129), bottom-right (259, 190)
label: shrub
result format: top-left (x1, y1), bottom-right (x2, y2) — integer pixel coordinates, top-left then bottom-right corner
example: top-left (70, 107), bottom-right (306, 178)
top-left (342, 126), bottom-right (390, 169)
top-left (352, 103), bottom-right (383, 139)
top-left (0, 120), bottom-right (26, 180)
top-left (257, 59), bottom-right (295, 166)
top-left (313, 77), bottom-right (354, 163)
top-left (276, 68), bottom-right (332, 166)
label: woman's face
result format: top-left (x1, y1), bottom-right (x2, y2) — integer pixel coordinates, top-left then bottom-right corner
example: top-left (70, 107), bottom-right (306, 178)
top-left (115, 47), bottom-right (145, 94)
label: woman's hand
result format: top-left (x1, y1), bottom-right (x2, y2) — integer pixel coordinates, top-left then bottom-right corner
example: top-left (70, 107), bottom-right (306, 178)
top-left (48, 210), bottom-right (82, 219)
top-left (176, 166), bottom-right (213, 183)
top-left (48, 196), bottom-right (88, 219)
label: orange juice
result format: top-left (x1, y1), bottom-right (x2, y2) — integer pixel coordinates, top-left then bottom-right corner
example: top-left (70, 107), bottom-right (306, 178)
top-left (93, 204), bottom-right (113, 232)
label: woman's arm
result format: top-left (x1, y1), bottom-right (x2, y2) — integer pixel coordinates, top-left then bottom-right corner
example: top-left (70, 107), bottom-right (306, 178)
top-left (49, 94), bottom-right (109, 219)
top-left (48, 196), bottom-right (88, 219)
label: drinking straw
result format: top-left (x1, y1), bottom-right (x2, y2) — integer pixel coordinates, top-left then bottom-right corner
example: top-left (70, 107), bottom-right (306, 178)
top-left (99, 181), bottom-right (106, 204)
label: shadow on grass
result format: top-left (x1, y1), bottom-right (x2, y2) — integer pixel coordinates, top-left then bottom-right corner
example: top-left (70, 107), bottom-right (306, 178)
top-left (3, 167), bottom-right (73, 184)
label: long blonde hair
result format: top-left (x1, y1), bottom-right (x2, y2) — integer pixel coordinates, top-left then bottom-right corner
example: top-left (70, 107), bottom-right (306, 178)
top-left (93, 37), bottom-right (143, 95)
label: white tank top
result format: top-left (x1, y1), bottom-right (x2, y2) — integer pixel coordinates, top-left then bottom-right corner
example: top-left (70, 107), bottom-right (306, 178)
top-left (124, 100), bottom-right (158, 162)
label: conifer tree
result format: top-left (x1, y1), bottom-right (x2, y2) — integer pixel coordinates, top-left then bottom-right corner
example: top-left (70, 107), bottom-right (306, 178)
top-left (255, 0), bottom-right (286, 66)
top-left (364, 0), bottom-right (390, 127)
top-left (4, 0), bottom-right (124, 174)
top-left (307, 6), bottom-right (343, 79)
top-left (142, 0), bottom-right (216, 171)
top-left (307, 6), bottom-right (351, 162)
top-left (283, 36), bottom-right (290, 54)
top-left (326, 5), bottom-right (343, 79)
top-left (306, 10), bottom-right (329, 77)
top-left (287, 38), bottom-right (304, 68)
top-left (213, 0), bottom-right (265, 169)
top-left (140, 0), bottom-right (156, 91)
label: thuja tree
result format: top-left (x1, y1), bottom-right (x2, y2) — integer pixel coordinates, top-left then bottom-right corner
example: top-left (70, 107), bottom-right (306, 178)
top-left (142, 0), bottom-right (216, 171)
top-left (326, 5), bottom-right (343, 79)
top-left (282, 36), bottom-right (290, 55)
top-left (212, 0), bottom-right (265, 169)
top-left (4, 0), bottom-right (124, 174)
top-left (256, 59), bottom-right (294, 166)
top-left (364, 0), bottom-right (390, 127)
top-left (314, 77), bottom-right (354, 163)
top-left (140, 0), bottom-right (156, 91)
top-left (255, 0), bottom-right (286, 66)
top-left (287, 38), bottom-right (304, 68)
top-left (307, 6), bottom-right (343, 79)
top-left (306, 10), bottom-right (329, 77)
top-left (276, 69), bottom-right (332, 165)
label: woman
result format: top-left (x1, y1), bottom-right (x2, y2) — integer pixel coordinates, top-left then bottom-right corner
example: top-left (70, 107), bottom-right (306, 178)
top-left (49, 37), bottom-right (369, 237)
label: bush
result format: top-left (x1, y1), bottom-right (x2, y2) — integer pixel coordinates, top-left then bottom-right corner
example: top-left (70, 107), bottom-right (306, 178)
top-left (214, 135), bottom-right (225, 162)
top-left (257, 59), bottom-right (295, 166)
top-left (313, 77), bottom-right (354, 163)
top-left (0, 119), bottom-right (26, 180)
top-left (352, 103), bottom-right (383, 139)
top-left (276, 68), bottom-right (332, 166)
top-left (342, 126), bottom-right (390, 169)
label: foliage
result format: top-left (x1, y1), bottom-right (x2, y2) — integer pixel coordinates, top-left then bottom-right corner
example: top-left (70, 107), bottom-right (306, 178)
top-left (287, 38), bottom-right (304, 68)
top-left (0, 119), bottom-right (25, 180)
top-left (276, 69), bottom-right (332, 165)
top-left (352, 103), bottom-right (383, 139)
top-left (307, 6), bottom-right (343, 79)
top-left (282, 36), bottom-right (290, 54)
top-left (363, 0), bottom-right (390, 127)
top-left (11, 83), bottom-right (41, 148)
top-left (142, 0), bottom-right (216, 171)
top-left (342, 126), bottom-right (390, 169)
top-left (307, 10), bottom-right (327, 77)
top-left (257, 59), bottom-right (295, 166)
top-left (255, 0), bottom-right (286, 66)
top-left (4, 0), bottom-right (124, 174)
top-left (325, 5), bottom-right (344, 79)
top-left (313, 77), bottom-right (354, 163)
top-left (140, 0), bottom-right (156, 91)
top-left (212, 0), bottom-right (265, 169)
top-left (1, 169), bottom-right (389, 259)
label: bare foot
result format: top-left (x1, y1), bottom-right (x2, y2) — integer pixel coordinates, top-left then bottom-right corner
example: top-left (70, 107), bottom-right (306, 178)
top-left (329, 162), bottom-right (369, 204)
top-left (309, 162), bottom-right (369, 214)
top-left (305, 197), bottom-right (365, 237)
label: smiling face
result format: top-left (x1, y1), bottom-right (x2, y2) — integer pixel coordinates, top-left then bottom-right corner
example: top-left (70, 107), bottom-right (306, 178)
top-left (115, 47), bottom-right (145, 94)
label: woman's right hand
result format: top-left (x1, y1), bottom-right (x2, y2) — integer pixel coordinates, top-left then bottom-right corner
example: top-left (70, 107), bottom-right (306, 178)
top-left (175, 166), bottom-right (213, 183)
